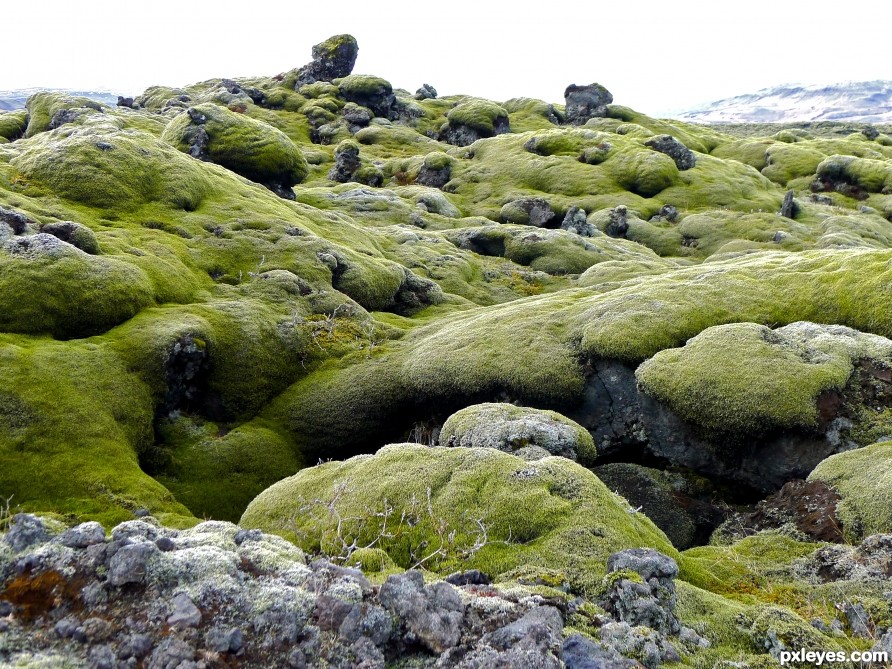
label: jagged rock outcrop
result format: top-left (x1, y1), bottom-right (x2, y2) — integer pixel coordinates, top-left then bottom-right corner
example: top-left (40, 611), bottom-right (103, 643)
top-left (295, 34), bottom-right (359, 87)
top-left (564, 83), bottom-right (613, 124)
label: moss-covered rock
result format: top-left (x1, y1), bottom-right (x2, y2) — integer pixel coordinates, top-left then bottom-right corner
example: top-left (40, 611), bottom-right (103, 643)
top-left (442, 100), bottom-right (509, 146)
top-left (241, 444), bottom-right (676, 595)
top-left (439, 403), bottom-right (596, 464)
top-left (808, 441), bottom-right (892, 541)
top-left (336, 75), bottom-right (394, 117)
top-left (161, 103), bottom-right (308, 195)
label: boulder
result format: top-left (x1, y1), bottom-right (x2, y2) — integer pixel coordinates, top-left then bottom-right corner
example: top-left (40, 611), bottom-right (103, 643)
top-left (328, 140), bottom-right (362, 183)
top-left (644, 135), bottom-right (696, 170)
top-left (416, 152), bottom-right (453, 189)
top-left (560, 207), bottom-right (597, 237)
top-left (440, 403), bottom-right (597, 464)
top-left (39, 221), bottom-right (100, 254)
top-left (441, 99), bottom-right (509, 146)
top-left (415, 83), bottom-right (438, 100)
top-left (337, 75), bottom-right (395, 118)
top-left (295, 34), bottom-right (359, 86)
top-left (500, 197), bottom-right (559, 227)
top-left (564, 83), bottom-right (613, 125)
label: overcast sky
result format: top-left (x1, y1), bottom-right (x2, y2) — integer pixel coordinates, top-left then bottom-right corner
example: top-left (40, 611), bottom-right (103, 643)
top-left (4, 0), bottom-right (890, 116)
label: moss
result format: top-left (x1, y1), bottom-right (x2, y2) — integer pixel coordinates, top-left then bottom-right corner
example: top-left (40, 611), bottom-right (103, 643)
top-left (604, 147), bottom-right (677, 197)
top-left (0, 237), bottom-right (156, 338)
top-left (750, 606), bottom-right (843, 662)
top-left (161, 103), bottom-right (308, 188)
top-left (337, 75), bottom-right (392, 99)
top-left (762, 143), bottom-right (826, 185)
top-left (635, 321), bottom-right (892, 438)
top-left (153, 415), bottom-right (301, 522)
top-left (12, 127), bottom-right (212, 210)
top-left (815, 155), bottom-right (892, 194)
top-left (0, 110), bottom-right (28, 141)
top-left (347, 547), bottom-right (400, 574)
top-left (241, 444), bottom-right (676, 596)
top-left (446, 100), bottom-right (509, 135)
top-left (0, 335), bottom-right (193, 527)
top-left (24, 91), bottom-right (107, 137)
top-left (808, 441), bottom-right (892, 540)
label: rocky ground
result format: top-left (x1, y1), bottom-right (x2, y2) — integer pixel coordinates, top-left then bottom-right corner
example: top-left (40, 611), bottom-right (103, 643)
top-left (3, 33), bottom-right (892, 667)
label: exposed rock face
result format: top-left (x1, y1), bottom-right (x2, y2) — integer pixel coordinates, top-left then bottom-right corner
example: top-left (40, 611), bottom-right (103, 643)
top-left (39, 221), bottom-right (100, 254)
top-left (415, 83), bottom-right (438, 100)
top-left (780, 188), bottom-right (799, 219)
top-left (329, 141), bottom-right (362, 183)
top-left (644, 135), bottom-right (696, 170)
top-left (564, 83), bottom-right (613, 125)
top-left (500, 197), bottom-right (559, 227)
top-left (440, 402), bottom-right (597, 464)
top-left (605, 205), bottom-right (629, 237)
top-left (295, 34), bottom-right (359, 86)
top-left (726, 479), bottom-right (844, 542)
top-left (0, 514), bottom-right (576, 669)
top-left (594, 464), bottom-right (728, 550)
top-left (560, 206), bottom-right (597, 237)
top-left (0, 207), bottom-right (32, 235)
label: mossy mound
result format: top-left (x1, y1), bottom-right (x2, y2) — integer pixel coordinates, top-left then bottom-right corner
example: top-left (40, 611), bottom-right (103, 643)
top-left (446, 99), bottom-right (509, 136)
top-left (161, 103), bottom-right (308, 192)
top-left (439, 403), bottom-right (596, 464)
top-left (636, 321), bottom-right (892, 438)
top-left (23, 91), bottom-right (108, 137)
top-left (808, 441), bottom-right (892, 541)
top-left (241, 444), bottom-right (676, 595)
top-left (11, 126), bottom-right (213, 210)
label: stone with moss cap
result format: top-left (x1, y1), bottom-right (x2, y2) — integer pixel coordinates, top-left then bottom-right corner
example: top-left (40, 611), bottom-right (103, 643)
top-left (241, 444), bottom-right (675, 596)
top-left (440, 403), bottom-right (597, 465)
top-left (442, 99), bottom-right (510, 146)
top-left (636, 321), bottom-right (892, 490)
top-left (296, 34), bottom-right (359, 86)
top-left (808, 441), bottom-right (892, 541)
top-left (564, 83), bottom-right (613, 125)
top-left (336, 75), bottom-right (394, 118)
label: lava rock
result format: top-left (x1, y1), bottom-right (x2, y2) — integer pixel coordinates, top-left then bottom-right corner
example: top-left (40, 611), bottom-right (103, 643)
top-left (4, 514), bottom-right (50, 552)
top-left (59, 521), bottom-right (106, 548)
top-left (564, 83), bottom-right (613, 125)
top-left (644, 135), bottom-right (696, 170)
top-left (107, 542), bottom-right (159, 586)
top-left (560, 206), bottom-right (596, 237)
top-left (39, 221), bottom-right (100, 254)
top-left (605, 205), bottom-right (629, 238)
top-left (0, 206), bottom-right (33, 235)
top-left (296, 34), bottom-right (359, 86)
top-left (379, 570), bottom-right (464, 654)
top-left (603, 549), bottom-right (681, 636)
top-left (329, 141), bottom-right (362, 183)
top-left (500, 197), bottom-right (559, 227)
top-left (415, 83), bottom-right (438, 100)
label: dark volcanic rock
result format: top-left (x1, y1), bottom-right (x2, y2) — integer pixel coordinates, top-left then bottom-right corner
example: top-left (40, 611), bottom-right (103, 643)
top-left (564, 83), bottom-right (613, 125)
top-left (415, 83), bottom-right (438, 100)
top-left (329, 141), bottom-right (362, 183)
top-left (644, 135), bottom-right (696, 170)
top-left (39, 221), bottom-right (100, 254)
top-left (295, 34), bottom-right (359, 87)
top-left (560, 206), bottom-right (597, 237)
top-left (0, 206), bottom-right (33, 235)
top-left (731, 479), bottom-right (844, 542)
top-left (500, 197), bottom-right (559, 227)
top-left (605, 205), bottom-right (629, 238)
top-left (780, 188), bottom-right (799, 219)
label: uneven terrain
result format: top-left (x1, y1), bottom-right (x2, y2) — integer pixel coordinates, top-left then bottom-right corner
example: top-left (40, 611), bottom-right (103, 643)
top-left (3, 35), bottom-right (892, 668)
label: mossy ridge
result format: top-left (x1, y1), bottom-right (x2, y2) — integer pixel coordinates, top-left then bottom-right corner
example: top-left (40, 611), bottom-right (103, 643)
top-left (240, 444), bottom-right (677, 596)
top-left (23, 91), bottom-right (109, 138)
top-left (808, 442), bottom-right (892, 541)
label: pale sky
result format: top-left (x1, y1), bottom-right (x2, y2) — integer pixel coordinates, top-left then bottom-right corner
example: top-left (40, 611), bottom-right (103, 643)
top-left (4, 0), bottom-right (891, 116)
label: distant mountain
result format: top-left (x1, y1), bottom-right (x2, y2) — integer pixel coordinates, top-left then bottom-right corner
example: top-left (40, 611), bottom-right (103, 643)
top-left (674, 81), bottom-right (892, 124)
top-left (0, 87), bottom-right (122, 111)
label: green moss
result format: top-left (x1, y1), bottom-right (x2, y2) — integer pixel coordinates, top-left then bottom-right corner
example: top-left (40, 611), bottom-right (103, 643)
top-left (153, 415), bottom-right (301, 522)
top-left (808, 441), bottom-right (892, 540)
top-left (347, 547), bottom-right (400, 574)
top-left (241, 444), bottom-right (676, 596)
top-left (762, 143), bottom-right (826, 185)
top-left (635, 322), bottom-right (891, 437)
top-left (24, 92), bottom-right (107, 137)
top-left (750, 606), bottom-right (843, 663)
top-left (161, 103), bottom-right (308, 188)
top-left (0, 335), bottom-right (193, 527)
top-left (446, 99), bottom-right (509, 134)
top-left (0, 110), bottom-right (28, 141)
top-left (12, 127), bottom-right (212, 210)
top-left (815, 154), bottom-right (892, 194)
top-left (0, 239), bottom-right (156, 338)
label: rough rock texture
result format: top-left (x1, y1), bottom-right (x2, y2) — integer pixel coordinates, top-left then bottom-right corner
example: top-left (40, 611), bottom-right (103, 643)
top-left (500, 197), bottom-right (559, 227)
top-left (726, 479), bottom-right (843, 543)
top-left (295, 34), bottom-right (359, 86)
top-left (643, 135), bottom-right (696, 170)
top-left (0, 515), bottom-right (575, 669)
top-left (439, 403), bottom-right (597, 464)
top-left (415, 83), bottom-right (438, 100)
top-left (38, 221), bottom-right (100, 254)
top-left (329, 140), bottom-right (362, 183)
top-left (564, 84), bottom-right (613, 125)
top-left (594, 464), bottom-right (728, 550)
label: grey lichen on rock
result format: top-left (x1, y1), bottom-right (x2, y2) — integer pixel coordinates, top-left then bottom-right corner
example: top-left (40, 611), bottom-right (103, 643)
top-left (439, 403), bottom-right (596, 464)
